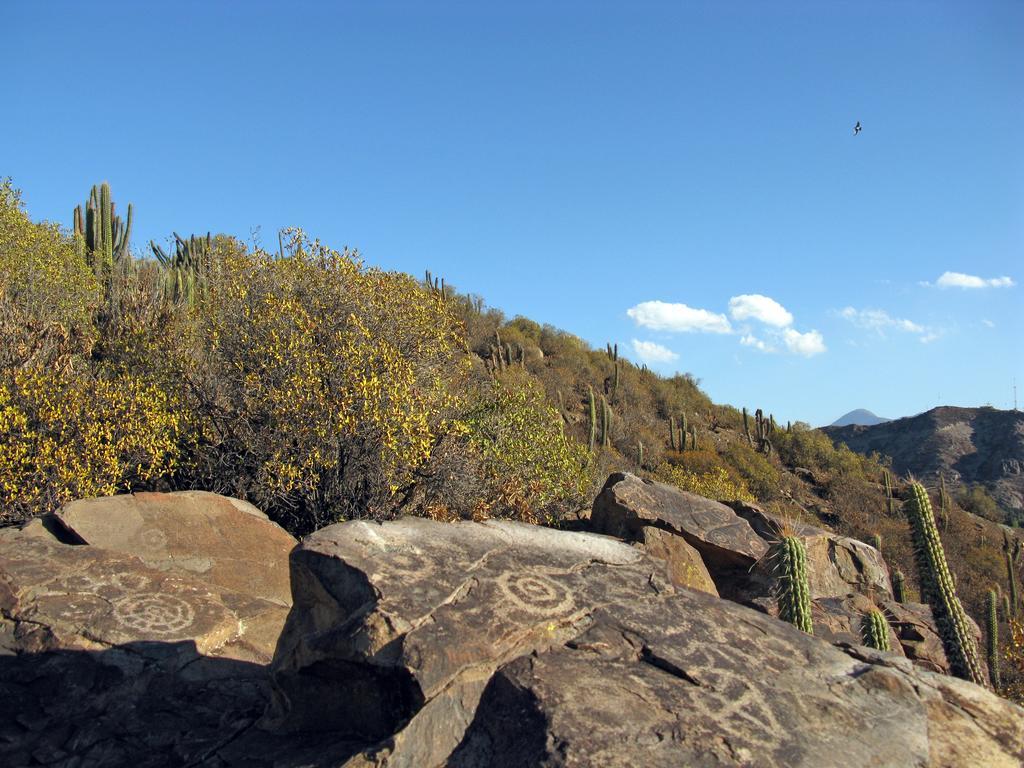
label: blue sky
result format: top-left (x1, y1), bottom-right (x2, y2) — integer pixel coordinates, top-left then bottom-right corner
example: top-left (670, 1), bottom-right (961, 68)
top-left (3, 1), bottom-right (1021, 426)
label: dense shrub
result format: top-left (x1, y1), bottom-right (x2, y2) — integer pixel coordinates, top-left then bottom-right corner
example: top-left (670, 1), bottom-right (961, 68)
top-left (0, 367), bottom-right (184, 523)
top-left (653, 462), bottom-right (754, 503)
top-left (956, 484), bottom-right (1003, 523)
top-left (0, 180), bottom-right (98, 371)
top-left (465, 367), bottom-right (591, 523)
top-left (186, 230), bottom-right (468, 532)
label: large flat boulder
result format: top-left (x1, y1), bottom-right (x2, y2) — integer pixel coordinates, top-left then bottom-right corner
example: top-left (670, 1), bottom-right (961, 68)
top-left (449, 597), bottom-right (1023, 767)
top-left (269, 516), bottom-right (1023, 767)
top-left (55, 491), bottom-right (296, 607)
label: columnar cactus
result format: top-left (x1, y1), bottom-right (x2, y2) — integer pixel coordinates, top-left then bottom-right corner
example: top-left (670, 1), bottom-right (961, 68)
top-left (772, 535), bottom-right (813, 634)
top-left (892, 570), bottom-right (907, 603)
top-left (587, 387), bottom-right (596, 453)
top-left (883, 470), bottom-right (895, 516)
top-left (903, 481), bottom-right (987, 687)
top-left (637, 441), bottom-right (644, 468)
top-left (150, 231), bottom-right (213, 306)
top-left (870, 533), bottom-right (882, 554)
top-left (1005, 534), bottom-right (1020, 617)
top-left (743, 407), bottom-right (753, 447)
top-left (987, 588), bottom-right (1000, 690)
top-left (669, 416), bottom-right (677, 451)
top-left (861, 609), bottom-right (891, 652)
top-left (73, 182), bottom-right (134, 276)
top-left (600, 396), bottom-right (611, 448)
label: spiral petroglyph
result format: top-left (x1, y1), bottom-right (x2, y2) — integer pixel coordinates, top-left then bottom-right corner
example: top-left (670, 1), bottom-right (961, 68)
top-left (497, 571), bottom-right (575, 616)
top-left (113, 593), bottom-right (195, 635)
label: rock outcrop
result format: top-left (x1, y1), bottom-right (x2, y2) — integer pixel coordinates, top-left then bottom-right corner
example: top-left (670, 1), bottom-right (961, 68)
top-left (3, 489), bottom-right (1022, 767)
top-left (270, 516), bottom-right (1024, 767)
top-left (591, 473), bottom-right (892, 605)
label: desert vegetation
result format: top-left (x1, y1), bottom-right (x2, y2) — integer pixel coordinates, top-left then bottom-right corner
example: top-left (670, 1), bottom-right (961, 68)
top-left (2, 178), bottom-right (1022, 700)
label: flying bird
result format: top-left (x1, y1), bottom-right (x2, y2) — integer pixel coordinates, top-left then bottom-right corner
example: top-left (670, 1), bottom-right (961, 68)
top-left (853, 121), bottom-right (862, 136)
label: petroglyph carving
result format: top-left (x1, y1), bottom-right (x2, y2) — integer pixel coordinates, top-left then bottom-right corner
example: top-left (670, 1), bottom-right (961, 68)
top-left (113, 593), bottom-right (195, 635)
top-left (497, 571), bottom-right (575, 616)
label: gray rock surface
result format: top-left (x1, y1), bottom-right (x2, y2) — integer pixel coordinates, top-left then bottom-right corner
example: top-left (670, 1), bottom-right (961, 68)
top-left (272, 516), bottom-right (1024, 767)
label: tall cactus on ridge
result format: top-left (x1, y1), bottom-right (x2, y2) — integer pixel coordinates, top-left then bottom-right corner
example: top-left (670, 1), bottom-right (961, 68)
top-left (987, 588), bottom-right (1000, 690)
top-left (587, 387), bottom-right (597, 453)
top-left (73, 182), bottom-right (134, 276)
top-left (883, 470), bottom-right (895, 516)
top-left (1004, 534), bottom-right (1020, 617)
top-left (771, 534), bottom-right (813, 634)
top-left (903, 481), bottom-right (987, 687)
top-left (861, 609), bottom-right (891, 651)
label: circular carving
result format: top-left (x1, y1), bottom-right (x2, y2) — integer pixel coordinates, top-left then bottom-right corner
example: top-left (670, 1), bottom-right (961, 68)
top-left (113, 593), bottom-right (195, 635)
top-left (139, 528), bottom-right (167, 549)
top-left (111, 572), bottom-right (151, 592)
top-left (496, 571), bottom-right (575, 616)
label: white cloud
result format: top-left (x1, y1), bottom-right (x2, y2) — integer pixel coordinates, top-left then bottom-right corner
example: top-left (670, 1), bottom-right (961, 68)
top-left (839, 307), bottom-right (924, 334)
top-left (982, 319), bottom-right (995, 328)
top-left (781, 328), bottom-right (826, 357)
top-left (626, 301), bottom-right (732, 334)
top-left (630, 339), bottom-right (679, 364)
top-left (934, 271), bottom-right (1015, 289)
top-left (728, 294), bottom-right (794, 327)
top-left (739, 334), bottom-right (774, 352)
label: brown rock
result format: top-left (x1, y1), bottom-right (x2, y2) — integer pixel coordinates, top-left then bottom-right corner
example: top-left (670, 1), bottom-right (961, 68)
top-left (638, 526), bottom-right (718, 596)
top-left (55, 491), bottom-right (296, 607)
top-left (591, 473), bottom-right (767, 597)
top-left (270, 516), bottom-right (1023, 767)
top-left (884, 600), bottom-right (987, 678)
top-left (449, 595), bottom-right (1023, 767)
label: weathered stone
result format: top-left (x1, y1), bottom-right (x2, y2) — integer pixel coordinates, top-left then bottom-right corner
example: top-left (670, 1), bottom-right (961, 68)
top-left (884, 600), bottom-right (986, 678)
top-left (638, 526), bottom-right (718, 596)
top-left (449, 592), bottom-right (1024, 767)
top-left (56, 491), bottom-right (296, 607)
top-left (726, 499), bottom-right (894, 601)
top-left (270, 516), bottom-right (1023, 767)
top-left (591, 473), bottom-right (767, 597)
top-left (265, 517), bottom-right (656, 745)
top-left (810, 593), bottom-right (904, 652)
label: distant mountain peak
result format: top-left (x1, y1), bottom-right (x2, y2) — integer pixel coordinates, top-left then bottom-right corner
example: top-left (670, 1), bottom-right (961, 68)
top-left (830, 409), bottom-right (891, 427)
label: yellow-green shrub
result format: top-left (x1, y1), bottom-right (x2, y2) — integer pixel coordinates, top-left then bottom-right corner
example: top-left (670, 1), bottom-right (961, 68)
top-left (0, 367), bottom-right (184, 523)
top-left (653, 461), bottom-right (754, 503)
top-left (466, 368), bottom-right (591, 523)
top-left (190, 230), bottom-right (468, 530)
top-left (0, 179), bottom-right (98, 370)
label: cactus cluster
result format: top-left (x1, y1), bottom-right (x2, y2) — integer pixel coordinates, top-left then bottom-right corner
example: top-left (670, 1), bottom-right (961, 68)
top-left (772, 535), bottom-right (813, 634)
top-left (743, 407), bottom-right (774, 454)
top-left (150, 232), bottom-right (212, 306)
top-left (73, 182), bottom-right (133, 277)
top-left (903, 481), bottom-right (987, 687)
top-left (423, 269), bottom-right (448, 300)
top-left (861, 608), bottom-right (891, 651)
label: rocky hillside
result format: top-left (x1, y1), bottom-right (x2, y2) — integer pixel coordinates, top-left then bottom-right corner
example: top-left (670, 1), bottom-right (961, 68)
top-left (824, 406), bottom-right (1024, 517)
top-left (2, 488), bottom-right (1023, 766)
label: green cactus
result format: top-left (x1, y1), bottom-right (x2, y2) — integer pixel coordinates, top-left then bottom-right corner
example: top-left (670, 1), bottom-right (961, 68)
top-left (883, 470), bottom-right (895, 516)
top-left (150, 232), bottom-right (213, 306)
top-left (612, 360), bottom-right (619, 399)
top-left (689, 424), bottom-right (698, 451)
top-left (587, 387), bottom-right (596, 453)
top-left (637, 440), bottom-right (644, 468)
top-left (743, 407), bottom-right (752, 447)
top-left (754, 408), bottom-right (772, 455)
top-left (1005, 534), bottom-right (1020, 617)
top-left (870, 533), bottom-right (882, 554)
top-left (73, 182), bottom-right (134, 277)
top-left (601, 396), bottom-right (612, 448)
top-left (987, 588), bottom-right (1000, 690)
top-left (861, 609), bottom-right (891, 652)
top-left (892, 570), bottom-right (907, 603)
top-left (772, 535), bottom-right (813, 634)
top-left (669, 416), bottom-right (677, 451)
top-left (903, 482), bottom-right (987, 687)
